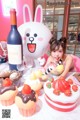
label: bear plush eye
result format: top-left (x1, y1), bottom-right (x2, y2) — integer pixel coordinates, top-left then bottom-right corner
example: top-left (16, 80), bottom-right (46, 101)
top-left (26, 33), bottom-right (30, 37)
top-left (34, 33), bottom-right (37, 37)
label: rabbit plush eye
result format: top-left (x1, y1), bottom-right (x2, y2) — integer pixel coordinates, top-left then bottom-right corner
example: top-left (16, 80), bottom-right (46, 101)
top-left (34, 33), bottom-right (37, 37)
top-left (26, 33), bottom-right (30, 37)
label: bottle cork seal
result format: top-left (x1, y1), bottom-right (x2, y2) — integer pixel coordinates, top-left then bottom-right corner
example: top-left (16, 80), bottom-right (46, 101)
top-left (10, 8), bottom-right (17, 25)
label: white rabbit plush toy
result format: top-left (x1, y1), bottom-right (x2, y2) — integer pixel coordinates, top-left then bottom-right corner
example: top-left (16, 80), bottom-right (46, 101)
top-left (18, 4), bottom-right (52, 69)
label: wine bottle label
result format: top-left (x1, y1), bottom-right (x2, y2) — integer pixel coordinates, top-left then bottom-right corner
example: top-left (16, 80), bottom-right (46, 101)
top-left (7, 44), bottom-right (22, 64)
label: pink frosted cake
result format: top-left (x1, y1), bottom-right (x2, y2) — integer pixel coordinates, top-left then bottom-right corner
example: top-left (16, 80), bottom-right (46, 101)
top-left (44, 77), bottom-right (80, 112)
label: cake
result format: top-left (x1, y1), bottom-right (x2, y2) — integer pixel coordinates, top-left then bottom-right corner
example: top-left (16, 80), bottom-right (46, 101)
top-left (15, 84), bottom-right (38, 116)
top-left (9, 70), bottom-right (22, 82)
top-left (35, 69), bottom-right (48, 83)
top-left (44, 76), bottom-right (80, 112)
top-left (0, 70), bottom-right (11, 78)
top-left (0, 70), bottom-right (22, 87)
top-left (0, 78), bottom-right (18, 106)
top-left (40, 73), bottom-right (48, 83)
top-left (24, 70), bottom-right (43, 95)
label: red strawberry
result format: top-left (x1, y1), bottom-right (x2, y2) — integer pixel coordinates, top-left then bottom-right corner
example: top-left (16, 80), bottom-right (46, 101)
top-left (52, 80), bottom-right (57, 88)
top-left (51, 78), bottom-right (54, 82)
top-left (53, 89), bottom-right (60, 95)
top-left (64, 90), bottom-right (72, 96)
top-left (72, 85), bottom-right (78, 92)
top-left (59, 76), bottom-right (65, 81)
top-left (67, 79), bottom-right (73, 85)
top-left (3, 78), bottom-right (12, 87)
top-left (22, 84), bottom-right (31, 94)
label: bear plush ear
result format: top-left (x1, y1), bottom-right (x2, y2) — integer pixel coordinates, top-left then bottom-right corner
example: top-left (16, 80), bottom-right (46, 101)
top-left (34, 5), bottom-right (43, 23)
top-left (23, 4), bottom-right (32, 23)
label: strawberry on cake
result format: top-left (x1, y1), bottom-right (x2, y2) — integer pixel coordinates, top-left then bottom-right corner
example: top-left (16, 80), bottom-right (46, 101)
top-left (24, 70), bottom-right (43, 95)
top-left (44, 77), bottom-right (80, 112)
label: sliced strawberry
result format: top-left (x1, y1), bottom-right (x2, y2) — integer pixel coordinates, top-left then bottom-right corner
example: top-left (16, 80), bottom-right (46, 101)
top-left (64, 90), bottom-right (72, 96)
top-left (52, 80), bottom-right (57, 88)
top-left (51, 78), bottom-right (54, 82)
top-left (53, 89), bottom-right (60, 95)
top-left (72, 85), bottom-right (78, 92)
top-left (22, 84), bottom-right (31, 94)
top-left (67, 79), bottom-right (73, 84)
top-left (3, 78), bottom-right (12, 87)
top-left (59, 76), bottom-right (65, 81)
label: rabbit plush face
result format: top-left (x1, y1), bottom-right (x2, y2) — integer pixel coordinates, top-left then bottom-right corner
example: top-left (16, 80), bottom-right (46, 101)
top-left (18, 5), bottom-right (52, 59)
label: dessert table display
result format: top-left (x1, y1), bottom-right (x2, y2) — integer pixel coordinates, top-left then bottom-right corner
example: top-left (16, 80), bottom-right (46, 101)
top-left (0, 62), bottom-right (80, 120)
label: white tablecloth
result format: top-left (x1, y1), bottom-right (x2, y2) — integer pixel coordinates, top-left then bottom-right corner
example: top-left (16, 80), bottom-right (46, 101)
top-left (0, 63), bottom-right (80, 120)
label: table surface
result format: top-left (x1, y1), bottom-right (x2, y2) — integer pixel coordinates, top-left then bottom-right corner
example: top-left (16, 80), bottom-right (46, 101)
top-left (0, 62), bottom-right (80, 120)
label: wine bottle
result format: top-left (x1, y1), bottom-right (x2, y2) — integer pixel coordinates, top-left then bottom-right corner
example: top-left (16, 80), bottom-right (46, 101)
top-left (7, 9), bottom-right (23, 70)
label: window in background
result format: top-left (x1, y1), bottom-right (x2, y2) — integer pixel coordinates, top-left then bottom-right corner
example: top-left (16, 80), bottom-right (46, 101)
top-left (35, 0), bottom-right (65, 39)
top-left (35, 0), bottom-right (80, 57)
top-left (1, 0), bottom-right (17, 16)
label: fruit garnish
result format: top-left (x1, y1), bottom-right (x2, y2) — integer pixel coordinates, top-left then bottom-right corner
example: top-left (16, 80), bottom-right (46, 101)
top-left (22, 84), bottom-right (31, 94)
top-left (3, 78), bottom-right (12, 87)
top-left (53, 77), bottom-right (70, 93)
top-left (67, 79), bottom-right (73, 84)
top-left (72, 85), bottom-right (78, 92)
top-left (64, 90), bottom-right (72, 96)
top-left (52, 80), bottom-right (57, 88)
top-left (53, 89), bottom-right (60, 95)
top-left (46, 82), bottom-right (51, 88)
top-left (59, 76), bottom-right (65, 81)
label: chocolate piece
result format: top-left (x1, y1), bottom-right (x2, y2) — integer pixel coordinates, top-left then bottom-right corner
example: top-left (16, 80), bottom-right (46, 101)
top-left (0, 84), bottom-right (16, 94)
top-left (17, 90), bottom-right (36, 103)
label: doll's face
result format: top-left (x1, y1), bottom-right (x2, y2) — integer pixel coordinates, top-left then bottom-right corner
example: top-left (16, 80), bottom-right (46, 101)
top-left (18, 22), bottom-right (52, 59)
top-left (51, 45), bottom-right (64, 62)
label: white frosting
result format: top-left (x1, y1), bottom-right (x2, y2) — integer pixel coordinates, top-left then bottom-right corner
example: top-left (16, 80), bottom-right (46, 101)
top-left (24, 75), bottom-right (41, 86)
top-left (25, 77), bottom-right (41, 86)
top-left (10, 73), bottom-right (17, 79)
top-left (44, 81), bottom-right (80, 103)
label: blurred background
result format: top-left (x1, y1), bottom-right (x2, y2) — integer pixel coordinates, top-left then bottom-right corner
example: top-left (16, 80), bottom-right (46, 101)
top-left (0, 0), bottom-right (80, 57)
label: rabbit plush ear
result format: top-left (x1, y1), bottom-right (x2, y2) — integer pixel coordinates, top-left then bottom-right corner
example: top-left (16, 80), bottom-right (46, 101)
top-left (34, 5), bottom-right (43, 23)
top-left (23, 4), bottom-right (32, 23)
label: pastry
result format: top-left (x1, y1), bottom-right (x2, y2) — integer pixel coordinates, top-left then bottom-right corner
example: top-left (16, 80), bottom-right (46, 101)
top-left (15, 84), bottom-right (38, 116)
top-left (0, 78), bottom-right (18, 106)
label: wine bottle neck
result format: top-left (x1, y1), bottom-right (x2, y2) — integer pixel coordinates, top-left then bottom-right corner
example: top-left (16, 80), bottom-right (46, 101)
top-left (11, 25), bottom-right (17, 29)
top-left (10, 9), bottom-right (17, 25)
